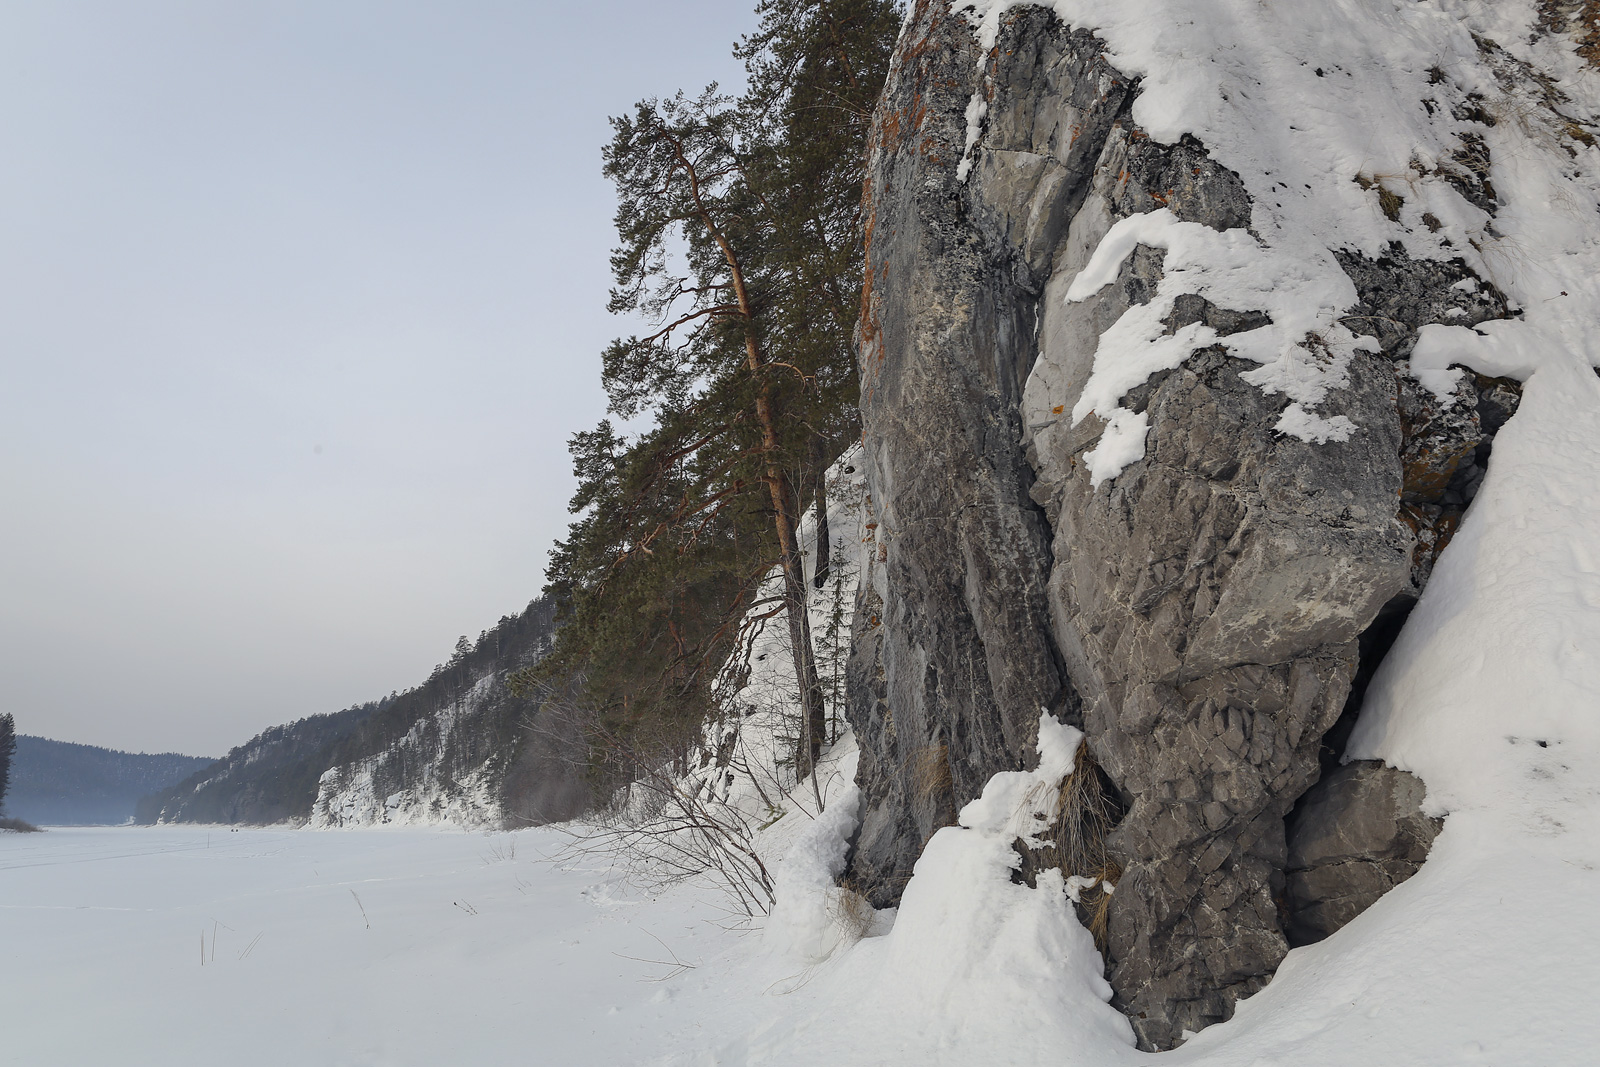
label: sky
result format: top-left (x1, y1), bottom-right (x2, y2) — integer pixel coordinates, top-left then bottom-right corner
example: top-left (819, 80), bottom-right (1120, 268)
top-left (0, 0), bottom-right (755, 756)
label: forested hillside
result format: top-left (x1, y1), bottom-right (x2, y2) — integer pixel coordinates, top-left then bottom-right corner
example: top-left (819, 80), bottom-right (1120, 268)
top-left (137, 597), bottom-right (566, 826)
top-left (4, 736), bottom-right (211, 825)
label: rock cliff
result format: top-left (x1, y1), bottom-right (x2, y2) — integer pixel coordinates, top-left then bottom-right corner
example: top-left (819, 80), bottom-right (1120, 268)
top-left (844, 0), bottom-right (1556, 1049)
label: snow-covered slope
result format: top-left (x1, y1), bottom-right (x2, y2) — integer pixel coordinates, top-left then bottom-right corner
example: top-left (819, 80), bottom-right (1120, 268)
top-left (704, 448), bottom-right (872, 802)
top-left (140, 597), bottom-right (565, 828)
top-left (996, 0), bottom-right (1600, 459)
top-left (577, 449), bottom-right (872, 918)
top-left (308, 673), bottom-right (506, 829)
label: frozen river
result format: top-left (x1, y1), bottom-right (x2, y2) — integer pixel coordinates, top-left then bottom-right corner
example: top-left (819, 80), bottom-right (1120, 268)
top-left (0, 826), bottom-right (731, 1067)
top-left (8, 798), bottom-right (1600, 1067)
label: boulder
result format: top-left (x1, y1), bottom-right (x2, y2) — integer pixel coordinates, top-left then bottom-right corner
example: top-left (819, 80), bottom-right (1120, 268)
top-left (1286, 761), bottom-right (1443, 945)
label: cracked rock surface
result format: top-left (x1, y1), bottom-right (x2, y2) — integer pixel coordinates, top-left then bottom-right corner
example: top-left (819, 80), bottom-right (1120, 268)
top-left (1285, 761), bottom-right (1444, 945)
top-left (845, 1), bottom-right (1501, 1051)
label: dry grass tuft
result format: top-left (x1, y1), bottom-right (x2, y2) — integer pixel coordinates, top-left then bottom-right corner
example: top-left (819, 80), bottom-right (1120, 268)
top-left (1377, 185), bottom-right (1405, 222)
top-left (1018, 744), bottom-right (1126, 954)
top-left (828, 880), bottom-right (879, 941)
top-left (1353, 173), bottom-right (1408, 222)
top-left (908, 742), bottom-right (952, 803)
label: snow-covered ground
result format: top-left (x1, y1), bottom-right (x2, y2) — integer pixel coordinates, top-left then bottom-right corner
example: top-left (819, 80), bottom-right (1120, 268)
top-left (7, 746), bottom-right (1599, 1067)
top-left (0, 825), bottom-right (742, 1067)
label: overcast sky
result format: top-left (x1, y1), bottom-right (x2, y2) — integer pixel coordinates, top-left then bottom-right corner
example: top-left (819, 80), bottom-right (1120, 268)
top-left (0, 0), bottom-right (754, 756)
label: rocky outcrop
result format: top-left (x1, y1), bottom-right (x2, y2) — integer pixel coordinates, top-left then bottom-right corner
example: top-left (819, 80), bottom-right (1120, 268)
top-left (1021, 141), bottom-right (1411, 1052)
top-left (845, 3), bottom-right (1105, 901)
top-left (1335, 246), bottom-right (1516, 591)
top-left (1285, 761), bottom-right (1443, 945)
top-left (137, 708), bottom-right (370, 825)
top-left (845, 1), bottom-right (1521, 1051)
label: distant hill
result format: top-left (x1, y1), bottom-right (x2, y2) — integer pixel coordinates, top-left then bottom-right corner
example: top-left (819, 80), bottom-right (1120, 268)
top-left (133, 705), bottom-right (373, 825)
top-left (136, 595), bottom-right (584, 828)
top-left (7, 737), bottom-right (214, 825)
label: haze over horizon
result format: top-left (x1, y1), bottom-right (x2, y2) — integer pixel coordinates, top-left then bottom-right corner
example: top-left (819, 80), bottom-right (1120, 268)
top-left (0, 0), bottom-right (752, 757)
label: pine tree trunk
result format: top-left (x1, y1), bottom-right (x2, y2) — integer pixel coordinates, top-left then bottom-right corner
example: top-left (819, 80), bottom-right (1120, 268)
top-left (676, 137), bottom-right (828, 784)
top-left (754, 417), bottom-right (826, 782)
top-left (734, 292), bottom-right (825, 782)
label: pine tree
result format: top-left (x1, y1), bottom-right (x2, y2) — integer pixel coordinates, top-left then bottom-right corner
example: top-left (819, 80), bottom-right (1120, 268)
top-left (529, 0), bottom-right (900, 783)
top-left (599, 86), bottom-right (831, 775)
top-left (0, 713), bottom-right (16, 814)
top-left (734, 0), bottom-right (900, 769)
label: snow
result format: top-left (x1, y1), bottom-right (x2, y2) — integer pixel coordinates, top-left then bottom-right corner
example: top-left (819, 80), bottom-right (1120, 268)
top-left (309, 673), bottom-right (502, 830)
top-left (1005, 0), bottom-right (1600, 481)
top-left (13, 5), bottom-right (1600, 1063)
top-left (729, 714), bottom-right (1135, 1065)
top-left (956, 92), bottom-right (988, 182)
top-left (1082, 407), bottom-right (1150, 487)
top-left (1349, 353), bottom-right (1600, 825)
top-left (761, 758), bottom-right (879, 965)
top-left (701, 446), bottom-right (870, 826)
top-left (9, 750), bottom-right (1600, 1067)
top-left (1060, 207), bottom-right (1372, 480)
top-left (19, 684), bottom-right (1596, 1066)
top-left (0, 825), bottom-right (738, 1067)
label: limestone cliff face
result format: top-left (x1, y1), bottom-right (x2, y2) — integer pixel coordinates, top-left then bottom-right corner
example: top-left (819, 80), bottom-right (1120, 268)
top-left (846, 1), bottom-right (1521, 1050)
top-left (846, 3), bottom-right (1099, 905)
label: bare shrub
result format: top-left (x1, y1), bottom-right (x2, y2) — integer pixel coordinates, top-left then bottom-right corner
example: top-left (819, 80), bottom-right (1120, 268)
top-left (515, 679), bottom-right (776, 916)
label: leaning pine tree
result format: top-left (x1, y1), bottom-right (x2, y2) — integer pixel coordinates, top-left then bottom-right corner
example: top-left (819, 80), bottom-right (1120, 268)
top-left (529, 0), bottom-right (899, 786)
top-left (602, 88), bottom-right (829, 777)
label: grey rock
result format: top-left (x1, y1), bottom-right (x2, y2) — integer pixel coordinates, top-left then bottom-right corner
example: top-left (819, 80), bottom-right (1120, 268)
top-left (1335, 244), bottom-right (1510, 362)
top-left (847, 1), bottom-right (1485, 1052)
top-left (845, 2), bottom-right (1121, 903)
top-left (1038, 346), bottom-right (1410, 1047)
top-left (1286, 761), bottom-right (1443, 944)
top-left (1004, 18), bottom-right (1412, 1048)
top-left (1335, 245), bottom-right (1521, 592)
